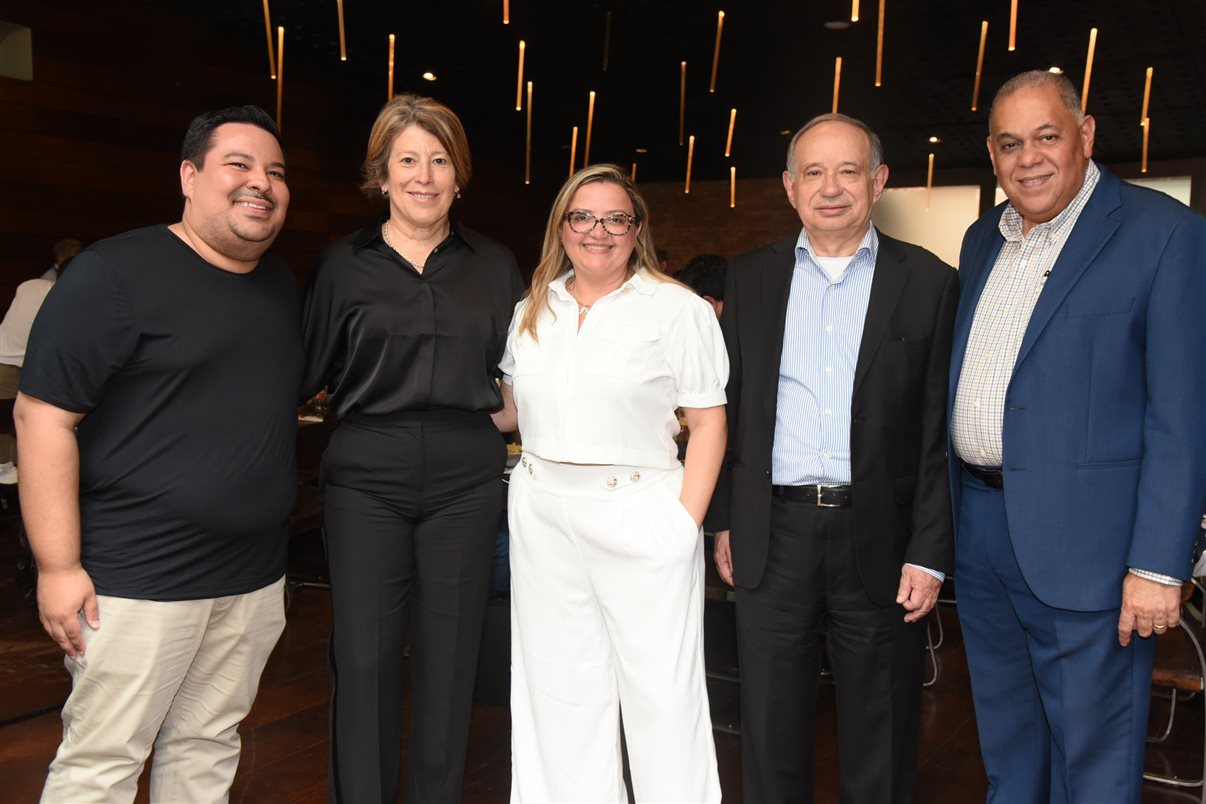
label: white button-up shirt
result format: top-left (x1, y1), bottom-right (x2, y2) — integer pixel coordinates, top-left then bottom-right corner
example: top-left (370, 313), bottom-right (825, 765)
top-left (500, 270), bottom-right (728, 469)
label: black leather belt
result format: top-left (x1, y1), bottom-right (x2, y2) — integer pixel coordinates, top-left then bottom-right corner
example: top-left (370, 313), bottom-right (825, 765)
top-left (963, 463), bottom-right (1004, 489)
top-left (773, 484), bottom-right (853, 508)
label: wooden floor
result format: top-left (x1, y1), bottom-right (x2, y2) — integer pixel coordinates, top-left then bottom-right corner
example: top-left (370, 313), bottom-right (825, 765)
top-left (1, 529), bottom-right (1202, 803)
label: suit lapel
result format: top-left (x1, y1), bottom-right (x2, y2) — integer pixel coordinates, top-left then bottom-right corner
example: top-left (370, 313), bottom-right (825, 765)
top-left (1012, 168), bottom-right (1122, 371)
top-left (852, 233), bottom-right (909, 398)
top-left (761, 238), bottom-right (796, 423)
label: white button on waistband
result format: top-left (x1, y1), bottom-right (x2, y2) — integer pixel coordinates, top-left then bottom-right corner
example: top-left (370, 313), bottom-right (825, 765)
top-left (606, 476), bottom-right (618, 488)
top-left (630, 471), bottom-right (641, 482)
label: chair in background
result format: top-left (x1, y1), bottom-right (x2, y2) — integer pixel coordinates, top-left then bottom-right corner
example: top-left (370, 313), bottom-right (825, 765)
top-left (1144, 578), bottom-right (1206, 802)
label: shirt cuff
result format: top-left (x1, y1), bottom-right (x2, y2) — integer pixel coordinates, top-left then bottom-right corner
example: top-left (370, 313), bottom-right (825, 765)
top-left (907, 563), bottom-right (945, 583)
top-left (1128, 567), bottom-right (1183, 586)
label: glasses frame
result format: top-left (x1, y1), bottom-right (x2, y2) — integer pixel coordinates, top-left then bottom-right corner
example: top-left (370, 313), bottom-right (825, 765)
top-left (563, 211), bottom-right (637, 236)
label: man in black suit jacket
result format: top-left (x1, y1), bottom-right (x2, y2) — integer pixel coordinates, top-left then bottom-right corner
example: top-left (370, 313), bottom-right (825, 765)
top-left (707, 114), bottom-right (958, 803)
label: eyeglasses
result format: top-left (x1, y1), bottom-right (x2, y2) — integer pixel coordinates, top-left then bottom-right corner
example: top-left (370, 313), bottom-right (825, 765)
top-left (564, 211), bottom-right (637, 236)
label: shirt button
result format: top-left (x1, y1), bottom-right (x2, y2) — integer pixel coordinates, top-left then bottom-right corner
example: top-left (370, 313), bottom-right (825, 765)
top-left (824, 408), bottom-right (832, 416)
top-left (973, 400), bottom-right (980, 408)
top-left (825, 325), bottom-right (833, 333)
top-left (824, 366), bottom-right (832, 374)
top-left (606, 476), bottom-right (618, 488)
top-left (630, 471), bottom-right (641, 482)
top-left (822, 451), bottom-right (831, 458)
top-left (978, 449), bottom-right (987, 458)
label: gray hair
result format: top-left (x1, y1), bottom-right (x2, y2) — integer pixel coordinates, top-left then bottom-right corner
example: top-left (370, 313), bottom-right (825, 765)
top-left (785, 113), bottom-right (884, 178)
top-left (989, 70), bottom-right (1085, 132)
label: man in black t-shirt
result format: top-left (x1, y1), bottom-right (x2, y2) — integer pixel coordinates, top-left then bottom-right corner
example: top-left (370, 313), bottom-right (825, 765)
top-left (17, 105), bottom-right (302, 803)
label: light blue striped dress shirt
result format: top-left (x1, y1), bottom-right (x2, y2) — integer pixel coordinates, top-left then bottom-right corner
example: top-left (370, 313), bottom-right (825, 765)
top-left (771, 226), bottom-right (943, 582)
top-left (772, 227), bottom-right (877, 486)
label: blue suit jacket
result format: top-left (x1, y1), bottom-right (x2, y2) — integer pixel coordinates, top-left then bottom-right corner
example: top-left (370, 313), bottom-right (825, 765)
top-left (949, 165), bottom-right (1206, 612)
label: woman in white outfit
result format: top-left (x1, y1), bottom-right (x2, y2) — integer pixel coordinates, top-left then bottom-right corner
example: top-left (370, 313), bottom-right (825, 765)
top-left (494, 164), bottom-right (728, 803)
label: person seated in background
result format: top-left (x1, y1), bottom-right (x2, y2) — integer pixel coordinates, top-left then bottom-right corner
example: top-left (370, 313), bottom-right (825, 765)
top-left (677, 253), bottom-right (727, 319)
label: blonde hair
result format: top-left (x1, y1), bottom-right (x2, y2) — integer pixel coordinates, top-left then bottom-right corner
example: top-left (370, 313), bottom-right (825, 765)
top-left (518, 164), bottom-right (674, 341)
top-left (360, 94), bottom-right (472, 199)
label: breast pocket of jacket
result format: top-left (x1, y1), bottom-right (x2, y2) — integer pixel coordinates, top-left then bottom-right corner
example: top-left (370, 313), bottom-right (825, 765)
top-left (587, 322), bottom-right (667, 384)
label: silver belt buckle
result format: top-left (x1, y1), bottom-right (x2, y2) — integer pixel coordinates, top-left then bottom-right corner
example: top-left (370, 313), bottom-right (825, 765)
top-left (816, 484), bottom-right (842, 508)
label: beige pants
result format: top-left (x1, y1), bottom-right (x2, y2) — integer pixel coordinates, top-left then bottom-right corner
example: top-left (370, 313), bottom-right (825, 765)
top-left (41, 576), bottom-right (287, 804)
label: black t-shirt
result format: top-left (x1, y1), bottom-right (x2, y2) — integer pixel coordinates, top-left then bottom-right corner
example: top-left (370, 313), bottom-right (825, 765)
top-left (301, 218), bottom-right (525, 417)
top-left (21, 225), bottom-right (303, 601)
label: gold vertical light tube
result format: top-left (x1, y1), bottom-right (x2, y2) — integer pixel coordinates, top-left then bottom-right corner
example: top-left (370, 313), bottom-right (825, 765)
top-left (275, 26), bottom-right (284, 128)
top-left (972, 21), bottom-right (988, 111)
top-left (926, 152), bottom-right (935, 209)
top-left (1141, 117), bottom-right (1150, 173)
top-left (516, 40), bottom-right (526, 111)
top-left (569, 126), bottom-right (578, 178)
top-left (336, 0), bottom-right (347, 61)
top-left (631, 162), bottom-right (638, 182)
top-left (875, 0), bottom-right (885, 86)
top-left (709, 11), bottom-right (724, 94)
top-left (724, 108), bottom-right (736, 157)
top-left (1140, 67), bottom-right (1153, 126)
top-left (729, 166), bottom-right (736, 208)
top-left (524, 81), bottom-right (533, 185)
top-left (832, 57), bottom-right (842, 114)
top-left (851, 0), bottom-right (860, 22)
top-left (679, 61), bottom-right (687, 146)
top-left (263, 0), bottom-right (276, 79)
top-left (387, 34), bottom-right (395, 101)
top-left (584, 91), bottom-right (596, 167)
top-left (684, 134), bottom-right (695, 194)
top-left (1081, 27), bottom-right (1097, 113)
top-left (1008, 0), bottom-right (1018, 51)
top-left (503, 0), bottom-right (510, 25)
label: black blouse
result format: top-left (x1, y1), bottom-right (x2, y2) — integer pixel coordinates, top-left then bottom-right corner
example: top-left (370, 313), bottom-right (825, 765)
top-left (302, 217), bottom-right (525, 418)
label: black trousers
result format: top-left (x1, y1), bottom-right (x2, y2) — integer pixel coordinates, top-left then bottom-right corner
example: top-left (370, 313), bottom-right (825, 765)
top-left (322, 410), bottom-right (505, 804)
top-left (735, 496), bottom-right (927, 804)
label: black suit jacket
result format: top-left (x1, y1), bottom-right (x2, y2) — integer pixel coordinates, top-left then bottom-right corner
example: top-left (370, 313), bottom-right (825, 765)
top-left (706, 229), bottom-right (958, 605)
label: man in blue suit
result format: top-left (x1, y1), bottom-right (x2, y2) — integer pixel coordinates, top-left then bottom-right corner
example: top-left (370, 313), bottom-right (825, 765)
top-left (950, 69), bottom-right (1206, 801)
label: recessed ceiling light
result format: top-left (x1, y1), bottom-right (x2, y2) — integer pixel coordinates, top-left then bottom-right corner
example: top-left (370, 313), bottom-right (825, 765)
top-left (634, 147), bottom-right (648, 154)
top-left (824, 20), bottom-right (851, 30)
top-left (422, 71), bottom-right (437, 81)
top-left (929, 136), bottom-right (941, 143)
top-left (1048, 66), bottom-right (1063, 74)
top-left (779, 129), bottom-right (792, 136)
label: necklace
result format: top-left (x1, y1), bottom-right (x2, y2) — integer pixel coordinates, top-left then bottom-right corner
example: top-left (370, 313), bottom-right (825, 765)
top-left (381, 221), bottom-right (426, 270)
top-left (565, 276), bottom-right (591, 316)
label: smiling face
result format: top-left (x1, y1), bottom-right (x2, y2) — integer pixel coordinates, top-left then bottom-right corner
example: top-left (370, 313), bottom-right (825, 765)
top-left (782, 120), bottom-right (888, 256)
top-left (561, 181), bottom-right (641, 283)
top-left (180, 122), bottom-right (289, 268)
top-left (988, 83), bottom-right (1095, 234)
top-left (381, 124), bottom-right (458, 233)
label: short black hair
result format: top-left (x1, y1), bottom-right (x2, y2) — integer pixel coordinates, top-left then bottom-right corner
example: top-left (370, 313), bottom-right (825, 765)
top-left (180, 105), bottom-right (285, 168)
top-left (677, 254), bottom-right (727, 300)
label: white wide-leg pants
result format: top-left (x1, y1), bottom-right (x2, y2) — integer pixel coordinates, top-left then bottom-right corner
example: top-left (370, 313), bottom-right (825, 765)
top-left (508, 453), bottom-right (721, 804)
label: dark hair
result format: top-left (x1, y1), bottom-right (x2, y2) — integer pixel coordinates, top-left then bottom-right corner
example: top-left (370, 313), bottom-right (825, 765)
top-left (180, 105), bottom-right (285, 168)
top-left (989, 70), bottom-right (1085, 132)
top-left (677, 254), bottom-right (727, 300)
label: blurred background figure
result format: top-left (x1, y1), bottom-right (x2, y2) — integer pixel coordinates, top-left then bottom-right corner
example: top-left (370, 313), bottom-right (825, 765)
top-left (677, 253), bottom-right (727, 319)
top-left (0, 238), bottom-right (81, 467)
top-left (40, 237), bottom-right (82, 282)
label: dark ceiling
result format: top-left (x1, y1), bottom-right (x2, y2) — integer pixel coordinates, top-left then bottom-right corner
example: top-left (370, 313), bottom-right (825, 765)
top-left (159, 0), bottom-right (1205, 184)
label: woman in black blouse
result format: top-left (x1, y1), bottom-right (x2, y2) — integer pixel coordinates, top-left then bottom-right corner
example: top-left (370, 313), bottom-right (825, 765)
top-left (302, 94), bottom-right (524, 804)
